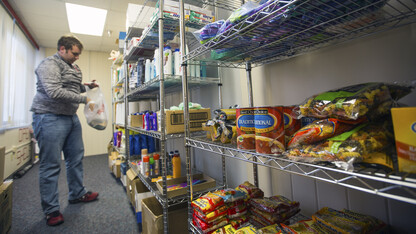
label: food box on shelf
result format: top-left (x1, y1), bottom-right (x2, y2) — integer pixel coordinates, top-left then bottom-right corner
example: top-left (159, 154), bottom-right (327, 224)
top-left (157, 108), bottom-right (211, 134)
top-left (156, 173), bottom-right (216, 198)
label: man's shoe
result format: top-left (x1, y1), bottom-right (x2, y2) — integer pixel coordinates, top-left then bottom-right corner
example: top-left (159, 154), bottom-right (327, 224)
top-left (46, 211), bottom-right (64, 226)
top-left (69, 191), bottom-right (99, 204)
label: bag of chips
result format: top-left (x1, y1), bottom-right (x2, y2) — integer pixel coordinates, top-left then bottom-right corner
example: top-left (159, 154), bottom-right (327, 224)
top-left (287, 118), bottom-right (364, 149)
top-left (249, 195), bottom-right (299, 214)
top-left (194, 205), bottom-right (228, 223)
top-left (193, 214), bottom-right (229, 234)
top-left (299, 82), bottom-right (413, 121)
top-left (192, 192), bottom-right (225, 214)
top-left (236, 181), bottom-right (264, 199)
top-left (312, 207), bottom-right (371, 233)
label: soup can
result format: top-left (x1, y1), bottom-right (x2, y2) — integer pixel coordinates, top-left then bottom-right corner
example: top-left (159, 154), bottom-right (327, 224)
top-left (254, 106), bottom-right (285, 155)
top-left (236, 108), bottom-right (256, 150)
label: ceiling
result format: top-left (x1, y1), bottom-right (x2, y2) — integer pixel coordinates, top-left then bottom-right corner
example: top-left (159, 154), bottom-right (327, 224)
top-left (7, 0), bottom-right (158, 53)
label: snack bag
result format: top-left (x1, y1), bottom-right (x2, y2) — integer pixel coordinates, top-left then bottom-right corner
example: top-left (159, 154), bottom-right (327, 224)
top-left (312, 207), bottom-right (370, 234)
top-left (287, 121), bottom-right (394, 166)
top-left (192, 192), bottom-right (225, 214)
top-left (280, 220), bottom-right (319, 234)
top-left (212, 189), bottom-right (246, 203)
top-left (194, 205), bottom-right (228, 223)
top-left (258, 224), bottom-right (283, 234)
top-left (287, 118), bottom-right (364, 149)
top-left (299, 82), bottom-right (412, 121)
top-left (249, 195), bottom-right (299, 214)
top-left (229, 215), bottom-right (249, 230)
top-left (236, 181), bottom-right (264, 199)
top-left (193, 213), bottom-right (229, 234)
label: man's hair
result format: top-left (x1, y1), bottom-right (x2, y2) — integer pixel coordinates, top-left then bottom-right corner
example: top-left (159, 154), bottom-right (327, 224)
top-left (57, 35), bottom-right (83, 51)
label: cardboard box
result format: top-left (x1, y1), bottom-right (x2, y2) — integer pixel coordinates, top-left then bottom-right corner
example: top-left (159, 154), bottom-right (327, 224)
top-left (391, 107), bottom-right (416, 173)
top-left (141, 196), bottom-right (188, 234)
top-left (108, 151), bottom-right (119, 171)
top-left (158, 108), bottom-right (211, 134)
top-left (0, 180), bottom-right (12, 234)
top-left (0, 147), bottom-right (5, 186)
top-left (112, 159), bottom-right (121, 178)
top-left (130, 115), bottom-right (143, 128)
top-left (134, 180), bottom-right (152, 223)
top-left (126, 169), bottom-right (138, 206)
top-left (156, 173), bottom-right (216, 198)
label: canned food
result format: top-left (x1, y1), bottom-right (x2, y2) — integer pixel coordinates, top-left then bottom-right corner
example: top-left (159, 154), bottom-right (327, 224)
top-left (255, 106), bottom-right (285, 155)
top-left (236, 108), bottom-right (255, 150)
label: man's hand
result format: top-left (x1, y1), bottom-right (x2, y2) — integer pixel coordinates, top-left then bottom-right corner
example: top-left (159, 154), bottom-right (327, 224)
top-left (84, 80), bottom-right (99, 89)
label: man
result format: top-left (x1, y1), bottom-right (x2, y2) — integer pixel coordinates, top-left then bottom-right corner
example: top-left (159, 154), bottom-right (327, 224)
top-left (31, 35), bottom-right (98, 226)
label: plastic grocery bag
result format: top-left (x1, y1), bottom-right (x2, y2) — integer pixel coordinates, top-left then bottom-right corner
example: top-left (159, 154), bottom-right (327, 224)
top-left (84, 87), bottom-right (108, 130)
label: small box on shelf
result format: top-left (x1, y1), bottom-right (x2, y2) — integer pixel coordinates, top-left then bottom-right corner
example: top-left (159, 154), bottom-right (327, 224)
top-left (156, 173), bottom-right (216, 198)
top-left (158, 108), bottom-right (211, 134)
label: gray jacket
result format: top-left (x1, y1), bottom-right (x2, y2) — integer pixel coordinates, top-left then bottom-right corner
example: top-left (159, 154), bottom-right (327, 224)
top-left (30, 53), bottom-right (87, 115)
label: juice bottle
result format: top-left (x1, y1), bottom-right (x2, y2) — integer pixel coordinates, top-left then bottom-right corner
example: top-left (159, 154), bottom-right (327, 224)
top-left (172, 150), bottom-right (181, 178)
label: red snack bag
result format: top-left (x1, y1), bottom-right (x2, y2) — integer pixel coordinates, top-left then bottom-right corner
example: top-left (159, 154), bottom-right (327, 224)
top-left (192, 192), bottom-right (225, 214)
top-left (236, 181), bottom-right (264, 199)
top-left (194, 205), bottom-right (228, 223)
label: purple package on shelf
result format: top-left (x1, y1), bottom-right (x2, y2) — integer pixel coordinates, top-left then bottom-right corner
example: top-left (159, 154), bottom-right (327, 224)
top-left (151, 112), bottom-right (157, 131)
top-left (113, 132), bottom-right (118, 146)
top-left (144, 112), bottom-right (151, 130)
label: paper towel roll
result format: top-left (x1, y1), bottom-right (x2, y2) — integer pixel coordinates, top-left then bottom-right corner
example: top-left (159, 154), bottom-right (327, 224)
top-left (139, 101), bottom-right (151, 112)
top-left (151, 100), bottom-right (158, 111)
top-left (129, 102), bottom-right (140, 114)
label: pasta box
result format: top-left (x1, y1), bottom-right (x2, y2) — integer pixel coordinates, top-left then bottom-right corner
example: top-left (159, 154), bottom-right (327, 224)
top-left (391, 107), bottom-right (416, 174)
top-left (157, 108), bottom-right (211, 134)
top-left (156, 173), bottom-right (216, 198)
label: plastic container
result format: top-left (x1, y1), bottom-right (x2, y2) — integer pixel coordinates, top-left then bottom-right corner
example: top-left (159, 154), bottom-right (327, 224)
top-left (153, 153), bottom-right (160, 176)
top-left (142, 156), bottom-right (150, 177)
top-left (163, 46), bottom-right (173, 75)
top-left (145, 59), bottom-right (151, 83)
top-left (172, 150), bottom-right (181, 178)
top-left (154, 47), bottom-right (160, 77)
top-left (174, 48), bottom-right (180, 76)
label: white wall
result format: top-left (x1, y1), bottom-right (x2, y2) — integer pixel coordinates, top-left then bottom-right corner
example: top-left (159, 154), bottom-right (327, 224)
top-left (188, 23), bottom-right (416, 233)
top-left (44, 48), bottom-right (113, 157)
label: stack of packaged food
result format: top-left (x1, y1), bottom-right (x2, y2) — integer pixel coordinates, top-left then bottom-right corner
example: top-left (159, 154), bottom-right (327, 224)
top-left (192, 192), bottom-right (228, 233)
top-left (249, 195), bottom-right (300, 228)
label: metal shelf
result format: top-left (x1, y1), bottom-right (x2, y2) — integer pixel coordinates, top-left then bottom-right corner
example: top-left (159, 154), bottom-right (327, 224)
top-left (186, 136), bottom-right (416, 205)
top-left (127, 75), bottom-right (220, 101)
top-left (184, 0), bottom-right (416, 68)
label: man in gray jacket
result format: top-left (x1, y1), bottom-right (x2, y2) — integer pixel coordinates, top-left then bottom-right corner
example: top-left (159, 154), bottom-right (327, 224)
top-left (31, 35), bottom-right (98, 226)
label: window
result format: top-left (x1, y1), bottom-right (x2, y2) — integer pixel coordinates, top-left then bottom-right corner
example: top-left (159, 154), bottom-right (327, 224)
top-left (1, 6), bottom-right (37, 130)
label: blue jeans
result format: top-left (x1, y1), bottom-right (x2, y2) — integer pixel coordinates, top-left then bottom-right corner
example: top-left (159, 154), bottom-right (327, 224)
top-left (32, 113), bottom-right (87, 215)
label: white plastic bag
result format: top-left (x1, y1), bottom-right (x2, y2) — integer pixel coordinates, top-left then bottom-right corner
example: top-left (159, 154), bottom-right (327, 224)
top-left (84, 87), bottom-right (108, 130)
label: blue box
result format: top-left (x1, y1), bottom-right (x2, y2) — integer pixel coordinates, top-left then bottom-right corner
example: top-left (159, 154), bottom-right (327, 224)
top-left (136, 211), bottom-right (142, 223)
top-left (120, 162), bottom-right (128, 175)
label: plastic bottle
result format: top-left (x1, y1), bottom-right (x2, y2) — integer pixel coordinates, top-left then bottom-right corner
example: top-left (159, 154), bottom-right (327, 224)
top-left (172, 150), bottom-right (181, 178)
top-left (174, 48), bottom-right (180, 76)
top-left (195, 61), bottom-right (200, 78)
top-left (154, 47), bottom-right (160, 77)
top-left (141, 148), bottom-right (148, 162)
top-left (151, 59), bottom-right (156, 79)
top-left (153, 153), bottom-right (160, 176)
top-left (145, 59), bottom-right (151, 83)
top-left (163, 46), bottom-right (173, 75)
top-left (201, 61), bottom-right (207, 78)
top-left (168, 151), bottom-right (174, 174)
top-left (142, 156), bottom-right (150, 177)
top-left (151, 112), bottom-right (158, 131)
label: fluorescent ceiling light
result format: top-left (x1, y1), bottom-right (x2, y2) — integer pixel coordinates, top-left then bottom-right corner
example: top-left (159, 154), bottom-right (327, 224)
top-left (66, 3), bottom-right (107, 36)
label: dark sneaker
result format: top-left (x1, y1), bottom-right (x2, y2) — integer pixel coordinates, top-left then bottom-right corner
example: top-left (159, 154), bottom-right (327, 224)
top-left (46, 211), bottom-right (64, 226)
top-left (68, 191), bottom-right (99, 204)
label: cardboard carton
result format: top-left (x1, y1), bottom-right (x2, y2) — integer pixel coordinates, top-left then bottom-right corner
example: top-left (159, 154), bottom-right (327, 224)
top-left (126, 169), bottom-right (138, 206)
top-left (141, 196), bottom-right (187, 234)
top-left (112, 159), bottom-right (121, 178)
top-left (0, 180), bottom-right (13, 234)
top-left (158, 108), bottom-right (211, 134)
top-left (156, 173), bottom-right (216, 198)
top-left (134, 180), bottom-right (152, 224)
top-left (130, 115), bottom-right (143, 128)
top-left (391, 107), bottom-right (416, 173)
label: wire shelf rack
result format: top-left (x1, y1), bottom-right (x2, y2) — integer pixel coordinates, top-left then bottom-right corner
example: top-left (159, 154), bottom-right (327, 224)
top-left (187, 136), bottom-right (416, 204)
top-left (184, 0), bottom-right (416, 68)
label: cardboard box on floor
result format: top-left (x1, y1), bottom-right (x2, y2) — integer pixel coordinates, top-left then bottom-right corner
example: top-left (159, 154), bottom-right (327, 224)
top-left (112, 159), bottom-right (121, 178)
top-left (141, 196), bottom-right (187, 234)
top-left (0, 180), bottom-right (13, 234)
top-left (0, 147), bottom-right (5, 186)
top-left (108, 151), bottom-right (119, 171)
top-left (126, 169), bottom-right (136, 205)
top-left (134, 179), bottom-right (152, 223)
top-left (158, 108), bottom-right (211, 134)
